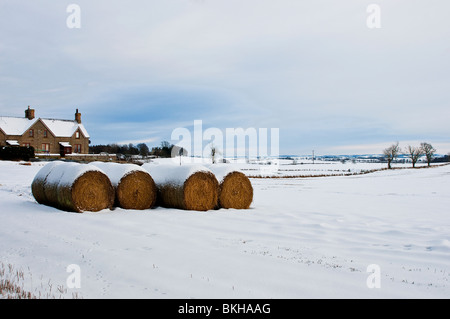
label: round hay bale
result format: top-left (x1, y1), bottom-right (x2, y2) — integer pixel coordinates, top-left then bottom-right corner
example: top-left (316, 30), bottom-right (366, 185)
top-left (91, 162), bottom-right (157, 210)
top-left (31, 161), bottom-right (64, 206)
top-left (142, 163), bottom-right (219, 211)
top-left (208, 165), bottom-right (253, 209)
top-left (31, 162), bottom-right (114, 213)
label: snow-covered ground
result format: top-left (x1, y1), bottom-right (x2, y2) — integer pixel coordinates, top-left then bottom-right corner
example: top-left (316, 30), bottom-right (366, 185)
top-left (1, 159), bottom-right (449, 298)
top-left (152, 156), bottom-right (442, 178)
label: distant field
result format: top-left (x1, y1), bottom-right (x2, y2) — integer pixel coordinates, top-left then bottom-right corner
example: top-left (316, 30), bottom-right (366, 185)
top-left (152, 157), bottom-right (446, 178)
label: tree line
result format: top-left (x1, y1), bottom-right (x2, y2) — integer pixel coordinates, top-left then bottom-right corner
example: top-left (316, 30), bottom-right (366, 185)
top-left (90, 141), bottom-right (186, 158)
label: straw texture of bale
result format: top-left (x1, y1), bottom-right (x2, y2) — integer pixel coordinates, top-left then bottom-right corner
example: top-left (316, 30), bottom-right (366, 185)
top-left (32, 161), bottom-right (115, 213)
top-left (208, 164), bottom-right (253, 209)
top-left (142, 163), bottom-right (219, 211)
top-left (91, 162), bottom-right (157, 210)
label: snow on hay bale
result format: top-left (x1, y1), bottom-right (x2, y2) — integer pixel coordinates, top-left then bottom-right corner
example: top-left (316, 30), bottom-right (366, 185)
top-left (31, 161), bottom-right (115, 213)
top-left (142, 163), bottom-right (219, 211)
top-left (207, 164), bottom-right (253, 209)
top-left (91, 162), bottom-right (157, 210)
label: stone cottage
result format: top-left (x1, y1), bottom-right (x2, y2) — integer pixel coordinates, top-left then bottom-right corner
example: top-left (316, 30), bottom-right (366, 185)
top-left (0, 106), bottom-right (90, 155)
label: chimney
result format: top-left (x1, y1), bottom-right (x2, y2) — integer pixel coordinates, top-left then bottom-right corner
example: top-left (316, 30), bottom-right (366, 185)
top-left (25, 106), bottom-right (35, 120)
top-left (75, 108), bottom-right (81, 123)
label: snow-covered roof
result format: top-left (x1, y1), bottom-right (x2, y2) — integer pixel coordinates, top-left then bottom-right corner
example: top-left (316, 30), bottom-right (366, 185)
top-left (0, 117), bottom-right (37, 135)
top-left (41, 118), bottom-right (90, 138)
top-left (0, 116), bottom-right (89, 138)
top-left (59, 142), bottom-right (72, 147)
top-left (6, 140), bottom-right (20, 146)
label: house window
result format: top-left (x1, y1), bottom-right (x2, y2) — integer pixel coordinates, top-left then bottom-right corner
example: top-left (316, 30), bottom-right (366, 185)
top-left (29, 129), bottom-right (34, 137)
top-left (23, 143), bottom-right (30, 147)
top-left (75, 131), bottom-right (80, 139)
top-left (43, 130), bottom-right (48, 138)
top-left (41, 143), bottom-right (50, 153)
top-left (74, 144), bottom-right (81, 153)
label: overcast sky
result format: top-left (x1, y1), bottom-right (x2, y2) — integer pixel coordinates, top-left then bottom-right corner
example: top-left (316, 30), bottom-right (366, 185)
top-left (1, 0), bottom-right (449, 155)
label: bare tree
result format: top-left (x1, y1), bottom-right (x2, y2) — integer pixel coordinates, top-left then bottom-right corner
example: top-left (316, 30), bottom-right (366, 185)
top-left (405, 145), bottom-right (423, 168)
top-left (420, 142), bottom-right (436, 167)
top-left (210, 144), bottom-right (220, 164)
top-left (383, 142), bottom-right (400, 169)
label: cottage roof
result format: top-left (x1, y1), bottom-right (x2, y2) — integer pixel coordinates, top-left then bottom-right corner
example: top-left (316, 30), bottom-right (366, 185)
top-left (41, 118), bottom-right (90, 138)
top-left (0, 116), bottom-right (90, 138)
top-left (0, 117), bottom-right (37, 135)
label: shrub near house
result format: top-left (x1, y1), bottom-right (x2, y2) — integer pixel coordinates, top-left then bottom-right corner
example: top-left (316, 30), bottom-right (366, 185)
top-left (0, 146), bottom-right (35, 161)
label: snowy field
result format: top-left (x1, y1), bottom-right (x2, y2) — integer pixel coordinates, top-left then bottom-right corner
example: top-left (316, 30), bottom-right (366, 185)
top-left (154, 156), bottom-right (441, 178)
top-left (1, 159), bottom-right (449, 299)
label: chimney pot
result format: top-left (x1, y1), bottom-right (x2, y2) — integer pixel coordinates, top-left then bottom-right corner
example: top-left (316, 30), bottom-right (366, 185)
top-left (75, 109), bottom-right (81, 124)
top-left (25, 106), bottom-right (35, 120)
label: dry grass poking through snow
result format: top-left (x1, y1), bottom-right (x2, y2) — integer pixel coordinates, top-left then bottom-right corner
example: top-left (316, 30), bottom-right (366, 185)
top-left (0, 263), bottom-right (34, 299)
top-left (0, 262), bottom-right (81, 299)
